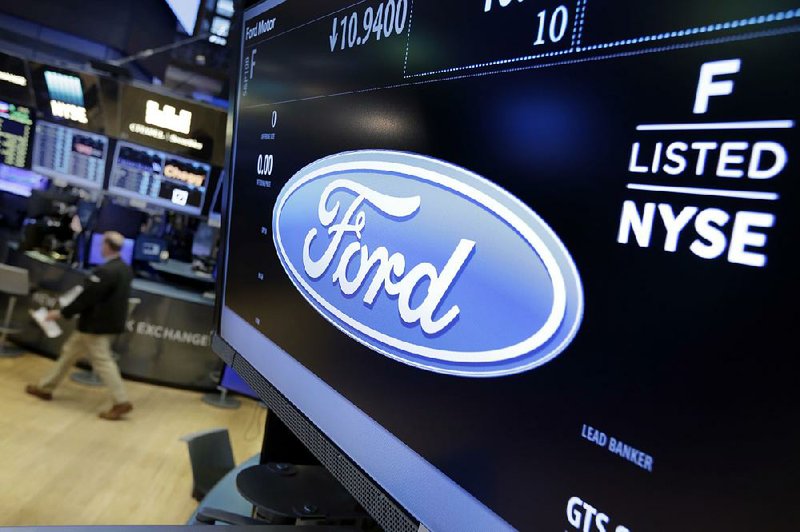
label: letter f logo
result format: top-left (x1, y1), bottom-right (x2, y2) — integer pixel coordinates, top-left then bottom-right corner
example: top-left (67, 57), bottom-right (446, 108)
top-left (694, 59), bottom-right (741, 114)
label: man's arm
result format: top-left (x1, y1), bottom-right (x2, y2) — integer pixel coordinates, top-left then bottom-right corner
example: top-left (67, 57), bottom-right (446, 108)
top-left (60, 268), bottom-right (114, 319)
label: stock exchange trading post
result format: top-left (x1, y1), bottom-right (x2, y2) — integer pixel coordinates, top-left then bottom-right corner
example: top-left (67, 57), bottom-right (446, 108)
top-left (221, 1), bottom-right (799, 530)
top-left (109, 141), bottom-right (210, 215)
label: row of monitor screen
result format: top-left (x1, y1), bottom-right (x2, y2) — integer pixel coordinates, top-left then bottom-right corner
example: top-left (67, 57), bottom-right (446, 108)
top-left (86, 226), bottom-right (217, 266)
top-left (0, 106), bottom-right (213, 216)
top-left (0, 53), bottom-right (228, 167)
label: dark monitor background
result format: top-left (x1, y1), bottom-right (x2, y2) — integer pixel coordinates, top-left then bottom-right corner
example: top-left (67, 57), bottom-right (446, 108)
top-left (0, 191), bottom-right (28, 229)
top-left (87, 232), bottom-right (134, 266)
top-left (93, 200), bottom-right (145, 239)
top-left (25, 189), bottom-right (58, 219)
top-left (25, 187), bottom-right (76, 219)
top-left (218, 1), bottom-right (800, 531)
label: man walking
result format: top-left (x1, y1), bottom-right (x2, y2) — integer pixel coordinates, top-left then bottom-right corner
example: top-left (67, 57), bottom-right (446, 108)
top-left (26, 231), bottom-right (134, 420)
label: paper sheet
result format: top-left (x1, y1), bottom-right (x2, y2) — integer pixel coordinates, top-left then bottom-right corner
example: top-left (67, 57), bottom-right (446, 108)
top-left (30, 307), bottom-right (62, 339)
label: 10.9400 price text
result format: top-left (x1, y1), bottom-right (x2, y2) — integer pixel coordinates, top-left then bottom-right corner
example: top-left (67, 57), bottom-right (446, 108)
top-left (329, 0), bottom-right (409, 52)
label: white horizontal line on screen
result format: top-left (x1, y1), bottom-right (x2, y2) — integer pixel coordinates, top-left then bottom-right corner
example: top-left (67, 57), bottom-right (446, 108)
top-left (626, 183), bottom-right (779, 200)
top-left (636, 120), bottom-right (794, 131)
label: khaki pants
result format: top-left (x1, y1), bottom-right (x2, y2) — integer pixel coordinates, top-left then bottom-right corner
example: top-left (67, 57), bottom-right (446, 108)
top-left (39, 331), bottom-right (129, 404)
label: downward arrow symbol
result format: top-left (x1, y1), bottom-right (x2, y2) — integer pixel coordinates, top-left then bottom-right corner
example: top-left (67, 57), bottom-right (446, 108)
top-left (329, 17), bottom-right (338, 51)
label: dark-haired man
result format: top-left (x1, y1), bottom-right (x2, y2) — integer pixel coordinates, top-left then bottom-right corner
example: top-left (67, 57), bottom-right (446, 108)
top-left (26, 231), bottom-right (134, 420)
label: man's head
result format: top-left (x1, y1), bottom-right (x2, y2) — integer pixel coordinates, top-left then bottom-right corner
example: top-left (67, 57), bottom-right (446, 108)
top-left (101, 231), bottom-right (125, 260)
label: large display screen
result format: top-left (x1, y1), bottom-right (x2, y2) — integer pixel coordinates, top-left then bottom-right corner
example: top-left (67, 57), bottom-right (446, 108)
top-left (0, 99), bottom-right (33, 169)
top-left (109, 140), bottom-right (210, 215)
top-left (31, 121), bottom-right (108, 190)
top-left (220, 1), bottom-right (799, 530)
top-left (29, 63), bottom-right (107, 133)
top-left (118, 84), bottom-right (228, 166)
top-left (0, 52), bottom-right (33, 106)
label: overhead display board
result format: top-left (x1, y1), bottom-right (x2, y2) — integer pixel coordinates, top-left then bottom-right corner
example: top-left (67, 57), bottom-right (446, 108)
top-left (0, 99), bottom-right (34, 169)
top-left (109, 140), bottom-right (210, 215)
top-left (217, 1), bottom-right (799, 531)
top-left (118, 84), bottom-right (227, 166)
top-left (0, 51), bottom-right (34, 106)
top-left (29, 62), bottom-right (108, 134)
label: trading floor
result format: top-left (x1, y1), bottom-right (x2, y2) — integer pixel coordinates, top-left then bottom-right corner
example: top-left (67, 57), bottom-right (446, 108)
top-left (0, 353), bottom-right (264, 526)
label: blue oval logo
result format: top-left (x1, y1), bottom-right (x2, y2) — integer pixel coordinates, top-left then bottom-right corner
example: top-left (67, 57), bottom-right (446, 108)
top-left (273, 150), bottom-right (583, 377)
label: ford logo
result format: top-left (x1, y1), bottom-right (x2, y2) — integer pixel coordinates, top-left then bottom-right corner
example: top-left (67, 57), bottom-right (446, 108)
top-left (273, 151), bottom-right (584, 377)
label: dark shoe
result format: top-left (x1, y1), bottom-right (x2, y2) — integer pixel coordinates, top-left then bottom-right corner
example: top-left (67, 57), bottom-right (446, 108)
top-left (25, 384), bottom-right (53, 401)
top-left (99, 402), bottom-right (133, 420)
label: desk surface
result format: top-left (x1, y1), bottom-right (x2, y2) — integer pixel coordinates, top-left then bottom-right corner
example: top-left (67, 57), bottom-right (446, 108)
top-left (23, 249), bottom-right (62, 265)
top-left (133, 278), bottom-right (215, 306)
top-left (150, 259), bottom-right (215, 283)
top-left (22, 251), bottom-right (215, 306)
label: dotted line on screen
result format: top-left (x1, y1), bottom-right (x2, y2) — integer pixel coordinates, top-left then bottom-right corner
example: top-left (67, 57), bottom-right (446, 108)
top-left (402, 0), bottom-right (416, 76)
top-left (572, 0), bottom-right (588, 48)
top-left (403, 7), bottom-right (799, 79)
top-left (577, 8), bottom-right (800, 51)
top-left (247, 24), bottom-right (799, 109)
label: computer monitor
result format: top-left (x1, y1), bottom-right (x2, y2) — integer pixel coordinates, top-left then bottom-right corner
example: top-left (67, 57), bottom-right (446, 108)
top-left (31, 121), bottom-right (108, 190)
top-left (215, 2), bottom-right (799, 531)
top-left (87, 232), bottom-right (134, 266)
top-left (134, 235), bottom-right (167, 262)
top-left (108, 140), bottom-right (210, 215)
